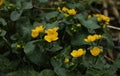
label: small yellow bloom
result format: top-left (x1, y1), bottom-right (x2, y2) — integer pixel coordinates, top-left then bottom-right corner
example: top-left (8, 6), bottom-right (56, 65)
top-left (90, 47), bottom-right (102, 56)
top-left (76, 24), bottom-right (81, 27)
top-left (62, 7), bottom-right (69, 12)
top-left (17, 44), bottom-right (21, 48)
top-left (31, 29), bottom-right (39, 38)
top-left (67, 9), bottom-right (77, 15)
top-left (64, 58), bottom-right (69, 63)
top-left (0, 0), bottom-right (4, 6)
top-left (35, 25), bottom-right (44, 33)
top-left (71, 48), bottom-right (85, 58)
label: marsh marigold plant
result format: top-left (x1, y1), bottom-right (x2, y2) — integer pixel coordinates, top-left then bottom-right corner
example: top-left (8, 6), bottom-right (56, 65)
top-left (0, 0), bottom-right (117, 76)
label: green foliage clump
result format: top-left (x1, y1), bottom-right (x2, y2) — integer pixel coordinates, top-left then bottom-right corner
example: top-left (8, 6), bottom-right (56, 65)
top-left (0, 0), bottom-right (119, 76)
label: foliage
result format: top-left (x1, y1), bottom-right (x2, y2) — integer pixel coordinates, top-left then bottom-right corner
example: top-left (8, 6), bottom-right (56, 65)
top-left (0, 0), bottom-right (119, 76)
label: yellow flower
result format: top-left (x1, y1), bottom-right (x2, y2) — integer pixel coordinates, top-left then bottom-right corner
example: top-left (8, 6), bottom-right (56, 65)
top-left (31, 29), bottom-right (39, 38)
top-left (45, 27), bottom-right (59, 36)
top-left (35, 25), bottom-right (44, 33)
top-left (71, 48), bottom-right (85, 58)
top-left (0, 0), bottom-right (4, 6)
top-left (84, 35), bottom-right (96, 42)
top-left (62, 7), bottom-right (69, 12)
top-left (44, 35), bottom-right (58, 42)
top-left (71, 50), bottom-right (78, 58)
top-left (93, 34), bottom-right (102, 40)
top-left (94, 14), bottom-right (110, 24)
top-left (90, 47), bottom-right (102, 56)
top-left (67, 9), bottom-right (77, 15)
top-left (84, 34), bottom-right (102, 42)
top-left (44, 27), bottom-right (59, 42)
top-left (64, 58), bottom-right (69, 63)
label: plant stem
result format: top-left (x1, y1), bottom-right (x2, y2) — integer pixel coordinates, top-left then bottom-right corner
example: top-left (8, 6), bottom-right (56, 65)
top-left (2, 36), bottom-right (11, 47)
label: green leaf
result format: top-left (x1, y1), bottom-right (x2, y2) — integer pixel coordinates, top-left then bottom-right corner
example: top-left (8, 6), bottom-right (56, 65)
top-left (39, 69), bottom-right (56, 76)
top-left (24, 41), bottom-right (36, 54)
top-left (76, 14), bottom-right (100, 30)
top-left (75, 14), bottom-right (86, 23)
top-left (45, 22), bottom-right (59, 29)
top-left (16, 17), bottom-right (32, 41)
top-left (71, 34), bottom-right (89, 46)
top-left (46, 42), bottom-right (62, 52)
top-left (0, 55), bottom-right (13, 72)
top-left (102, 33), bottom-right (114, 48)
top-left (10, 10), bottom-right (23, 21)
top-left (55, 67), bottom-right (81, 76)
top-left (0, 18), bottom-right (7, 26)
top-left (114, 59), bottom-right (120, 68)
top-left (6, 69), bottom-right (41, 76)
top-left (0, 30), bottom-right (6, 37)
top-left (24, 40), bottom-right (48, 66)
top-left (22, 2), bottom-right (33, 9)
top-left (65, 26), bottom-right (73, 36)
top-left (83, 18), bottom-right (100, 30)
top-left (45, 11), bottom-right (59, 20)
top-left (55, 68), bottom-right (68, 76)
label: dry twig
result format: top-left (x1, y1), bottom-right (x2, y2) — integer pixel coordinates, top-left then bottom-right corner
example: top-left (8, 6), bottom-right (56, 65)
top-left (108, 25), bottom-right (120, 31)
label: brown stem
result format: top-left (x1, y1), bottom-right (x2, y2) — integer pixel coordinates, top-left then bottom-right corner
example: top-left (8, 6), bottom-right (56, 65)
top-left (108, 25), bottom-right (120, 31)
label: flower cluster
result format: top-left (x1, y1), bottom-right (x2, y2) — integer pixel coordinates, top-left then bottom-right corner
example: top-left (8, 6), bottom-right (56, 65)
top-left (31, 25), bottom-right (44, 38)
top-left (94, 14), bottom-right (110, 24)
top-left (84, 34), bottom-right (102, 42)
top-left (31, 26), bottom-right (59, 42)
top-left (58, 7), bottom-right (77, 16)
top-left (88, 14), bottom-right (110, 24)
top-left (71, 48), bottom-right (86, 58)
top-left (70, 46), bottom-right (102, 58)
top-left (44, 27), bottom-right (59, 42)
top-left (90, 47), bottom-right (102, 56)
